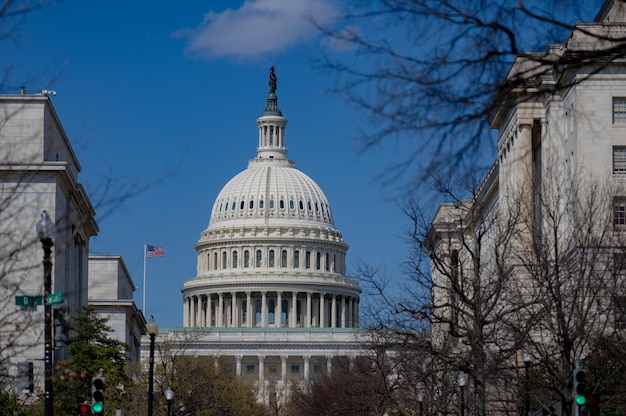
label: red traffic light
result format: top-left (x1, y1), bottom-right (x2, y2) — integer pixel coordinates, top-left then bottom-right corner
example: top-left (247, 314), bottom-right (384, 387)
top-left (78, 403), bottom-right (91, 415)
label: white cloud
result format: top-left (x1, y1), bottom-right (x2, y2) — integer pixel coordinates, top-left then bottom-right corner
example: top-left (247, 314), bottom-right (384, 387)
top-left (179, 0), bottom-right (340, 60)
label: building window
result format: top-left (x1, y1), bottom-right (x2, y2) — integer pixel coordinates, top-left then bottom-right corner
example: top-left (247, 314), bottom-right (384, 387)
top-left (246, 364), bottom-right (255, 373)
top-left (281, 250), bottom-right (287, 267)
top-left (614, 197), bottom-right (626, 226)
top-left (315, 252), bottom-right (321, 270)
top-left (291, 365), bottom-right (300, 373)
top-left (305, 251), bottom-right (311, 269)
top-left (256, 250), bottom-right (262, 267)
top-left (214, 252), bottom-right (218, 270)
top-left (313, 364), bottom-right (322, 374)
top-left (244, 250), bottom-right (250, 268)
top-left (325, 253), bottom-right (330, 271)
top-left (614, 98), bottom-right (626, 123)
top-left (294, 250), bottom-right (300, 268)
top-left (268, 299), bottom-right (275, 324)
top-left (269, 250), bottom-right (275, 267)
top-left (232, 251), bottom-right (238, 268)
top-left (222, 252), bottom-right (227, 269)
top-left (615, 147), bottom-right (626, 173)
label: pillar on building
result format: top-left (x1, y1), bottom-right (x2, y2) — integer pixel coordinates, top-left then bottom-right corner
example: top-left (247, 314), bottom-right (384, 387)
top-left (326, 355), bottom-right (333, 374)
top-left (231, 292), bottom-right (238, 327)
top-left (258, 355), bottom-right (266, 382)
top-left (331, 295), bottom-right (337, 328)
top-left (261, 291), bottom-right (268, 327)
top-left (236, 355), bottom-right (243, 377)
top-left (246, 291), bottom-right (252, 328)
top-left (281, 355), bottom-right (288, 381)
top-left (319, 293), bottom-right (325, 328)
top-left (291, 292), bottom-right (297, 328)
top-left (341, 295), bottom-right (346, 328)
top-left (183, 297), bottom-right (189, 327)
top-left (218, 293), bottom-right (224, 327)
top-left (306, 292), bottom-right (312, 328)
top-left (303, 355), bottom-right (311, 382)
top-left (276, 291), bottom-right (283, 327)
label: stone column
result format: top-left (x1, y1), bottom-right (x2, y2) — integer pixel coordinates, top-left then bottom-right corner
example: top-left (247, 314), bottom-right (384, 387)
top-left (341, 295), bottom-right (346, 328)
top-left (261, 291), bottom-right (268, 327)
top-left (218, 292), bottom-right (224, 327)
top-left (196, 296), bottom-right (202, 328)
top-left (306, 292), bottom-right (312, 328)
top-left (258, 355), bottom-right (265, 382)
top-left (236, 355), bottom-right (242, 377)
top-left (231, 292), bottom-right (238, 327)
top-left (326, 355), bottom-right (333, 374)
top-left (319, 293), bottom-right (325, 328)
top-left (303, 355), bottom-right (311, 381)
top-left (246, 291), bottom-right (252, 328)
top-left (331, 295), bottom-right (337, 328)
top-left (281, 355), bottom-right (288, 381)
top-left (183, 297), bottom-right (189, 327)
top-left (276, 291), bottom-right (282, 327)
top-left (291, 292), bottom-right (297, 327)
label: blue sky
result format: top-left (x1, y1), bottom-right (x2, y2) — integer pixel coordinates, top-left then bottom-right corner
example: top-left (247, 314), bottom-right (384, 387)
top-left (4, 1), bottom-right (412, 327)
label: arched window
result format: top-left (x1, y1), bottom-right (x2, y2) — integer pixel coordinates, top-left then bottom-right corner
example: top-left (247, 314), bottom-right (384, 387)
top-left (222, 252), bottom-right (227, 269)
top-left (233, 251), bottom-right (238, 268)
top-left (269, 199), bottom-right (275, 209)
top-left (269, 250), bottom-right (275, 267)
top-left (325, 253), bottom-right (330, 271)
top-left (244, 250), bottom-right (250, 268)
top-left (279, 199), bottom-right (285, 209)
top-left (296, 300), bottom-right (302, 325)
top-left (240, 201), bottom-right (245, 210)
top-left (281, 250), bottom-right (287, 267)
top-left (214, 252), bottom-right (218, 270)
top-left (231, 201), bottom-right (236, 210)
top-left (307, 201), bottom-right (312, 211)
top-left (259, 199), bottom-right (264, 209)
top-left (242, 301), bottom-right (247, 324)
top-left (289, 200), bottom-right (295, 210)
top-left (299, 200), bottom-right (304, 210)
top-left (207, 253), bottom-right (210, 270)
top-left (305, 251), bottom-right (311, 269)
top-left (256, 250), bottom-right (262, 267)
top-left (249, 200), bottom-right (254, 209)
top-left (294, 250), bottom-right (300, 268)
top-left (316, 252), bottom-right (321, 270)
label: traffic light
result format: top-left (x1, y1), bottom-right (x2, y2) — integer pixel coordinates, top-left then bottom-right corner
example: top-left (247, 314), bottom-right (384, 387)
top-left (92, 370), bottom-right (105, 415)
top-left (53, 301), bottom-right (69, 348)
top-left (573, 367), bottom-right (587, 406)
top-left (16, 361), bottom-right (33, 394)
top-left (77, 403), bottom-right (91, 416)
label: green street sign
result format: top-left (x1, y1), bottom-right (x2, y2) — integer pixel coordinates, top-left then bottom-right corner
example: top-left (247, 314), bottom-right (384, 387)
top-left (15, 295), bottom-right (43, 311)
top-left (47, 292), bottom-right (63, 305)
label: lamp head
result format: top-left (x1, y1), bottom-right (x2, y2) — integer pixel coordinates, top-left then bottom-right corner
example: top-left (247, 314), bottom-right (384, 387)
top-left (165, 386), bottom-right (174, 401)
top-left (36, 210), bottom-right (55, 240)
top-left (457, 371), bottom-right (468, 387)
top-left (146, 316), bottom-right (158, 335)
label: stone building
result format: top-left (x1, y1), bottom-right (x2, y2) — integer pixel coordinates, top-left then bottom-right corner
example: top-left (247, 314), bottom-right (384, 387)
top-left (428, 0), bottom-right (626, 414)
top-left (153, 70), bottom-right (364, 395)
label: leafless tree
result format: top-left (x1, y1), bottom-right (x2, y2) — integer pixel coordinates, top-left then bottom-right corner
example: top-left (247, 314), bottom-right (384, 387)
top-left (315, 1), bottom-right (625, 186)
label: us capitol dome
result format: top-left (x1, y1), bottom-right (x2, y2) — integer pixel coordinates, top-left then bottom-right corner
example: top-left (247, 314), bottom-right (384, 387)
top-left (178, 68), bottom-right (363, 386)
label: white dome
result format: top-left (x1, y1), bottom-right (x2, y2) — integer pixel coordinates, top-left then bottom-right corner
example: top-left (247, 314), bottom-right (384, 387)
top-left (208, 159), bottom-right (334, 229)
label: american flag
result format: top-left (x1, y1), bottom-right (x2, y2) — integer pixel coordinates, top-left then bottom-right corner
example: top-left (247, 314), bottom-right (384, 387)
top-left (146, 245), bottom-right (165, 258)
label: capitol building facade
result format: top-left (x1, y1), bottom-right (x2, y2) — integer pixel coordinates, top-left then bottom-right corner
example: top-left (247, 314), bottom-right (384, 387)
top-left (165, 70), bottom-right (364, 390)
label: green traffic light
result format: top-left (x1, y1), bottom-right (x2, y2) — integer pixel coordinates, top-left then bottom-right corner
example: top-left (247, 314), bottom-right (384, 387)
top-left (576, 395), bottom-right (587, 406)
top-left (92, 402), bottom-right (104, 413)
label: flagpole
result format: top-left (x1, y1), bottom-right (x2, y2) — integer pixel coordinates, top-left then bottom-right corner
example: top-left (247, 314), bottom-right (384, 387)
top-left (143, 242), bottom-right (147, 315)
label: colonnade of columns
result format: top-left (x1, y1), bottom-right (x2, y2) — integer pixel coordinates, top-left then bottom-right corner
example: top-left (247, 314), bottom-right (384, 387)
top-left (233, 354), bottom-right (340, 383)
top-left (183, 290), bottom-right (359, 329)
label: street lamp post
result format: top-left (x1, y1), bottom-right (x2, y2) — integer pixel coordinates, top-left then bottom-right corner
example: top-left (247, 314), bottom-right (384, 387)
top-left (522, 345), bottom-right (532, 416)
top-left (165, 386), bottom-right (174, 416)
top-left (417, 383), bottom-right (425, 416)
top-left (36, 211), bottom-right (55, 416)
top-left (146, 316), bottom-right (158, 416)
top-left (457, 371), bottom-right (467, 416)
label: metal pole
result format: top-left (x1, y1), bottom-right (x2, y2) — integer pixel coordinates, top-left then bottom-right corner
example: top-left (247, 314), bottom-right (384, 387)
top-left (42, 237), bottom-right (54, 416)
top-left (525, 361), bottom-right (530, 416)
top-left (167, 399), bottom-right (172, 416)
top-left (148, 333), bottom-right (156, 416)
top-left (460, 386), bottom-right (465, 416)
